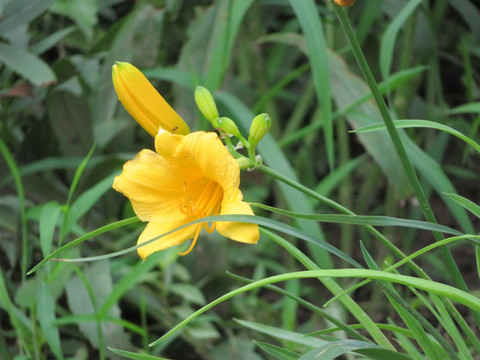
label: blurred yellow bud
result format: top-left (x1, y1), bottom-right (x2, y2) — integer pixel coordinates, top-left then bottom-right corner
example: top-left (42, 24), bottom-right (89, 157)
top-left (334, 0), bottom-right (355, 7)
top-left (248, 113), bottom-right (271, 148)
top-left (194, 86), bottom-right (219, 126)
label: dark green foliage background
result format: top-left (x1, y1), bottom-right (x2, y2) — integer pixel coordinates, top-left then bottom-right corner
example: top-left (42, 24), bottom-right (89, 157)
top-left (1, 0), bottom-right (479, 359)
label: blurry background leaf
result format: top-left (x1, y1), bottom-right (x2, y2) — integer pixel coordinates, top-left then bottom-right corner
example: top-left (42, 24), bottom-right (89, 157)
top-left (66, 260), bottom-right (133, 351)
top-left (0, 42), bottom-right (56, 86)
top-left (0, 0), bottom-right (57, 34)
top-left (47, 90), bottom-right (93, 156)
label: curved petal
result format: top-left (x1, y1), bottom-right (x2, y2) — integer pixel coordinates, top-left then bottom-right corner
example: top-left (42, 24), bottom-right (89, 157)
top-left (217, 198), bottom-right (259, 244)
top-left (154, 129), bottom-right (184, 158)
top-left (137, 221), bottom-right (198, 259)
top-left (174, 132), bottom-right (240, 197)
top-left (113, 149), bottom-right (186, 223)
top-left (112, 62), bottom-right (190, 137)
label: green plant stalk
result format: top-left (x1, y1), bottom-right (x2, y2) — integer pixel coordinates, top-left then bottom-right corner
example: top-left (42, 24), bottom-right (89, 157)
top-left (0, 139), bottom-right (28, 282)
top-left (333, 5), bottom-right (467, 292)
top-left (59, 144), bottom-right (97, 245)
top-left (150, 268), bottom-right (480, 347)
top-left (27, 217), bottom-right (140, 275)
top-left (258, 164), bottom-right (426, 277)
top-left (227, 271), bottom-right (369, 342)
top-left (261, 229), bottom-right (394, 349)
top-left (258, 164), bottom-right (480, 347)
top-left (337, 118), bottom-right (353, 262)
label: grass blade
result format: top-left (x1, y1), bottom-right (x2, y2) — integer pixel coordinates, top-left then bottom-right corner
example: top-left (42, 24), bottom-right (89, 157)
top-left (289, 0), bottom-right (333, 168)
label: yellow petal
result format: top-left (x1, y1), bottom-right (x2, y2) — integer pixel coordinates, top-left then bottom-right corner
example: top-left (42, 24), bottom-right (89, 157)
top-left (112, 62), bottom-right (190, 137)
top-left (174, 132), bottom-right (240, 193)
top-left (154, 129), bottom-right (184, 158)
top-left (137, 221), bottom-right (198, 259)
top-left (217, 199), bottom-right (259, 244)
top-left (112, 149), bottom-right (186, 223)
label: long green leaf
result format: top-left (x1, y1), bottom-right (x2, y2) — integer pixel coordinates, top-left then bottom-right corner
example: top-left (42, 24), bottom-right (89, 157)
top-left (289, 0), bottom-right (333, 168)
top-left (205, 0), bottom-right (255, 90)
top-left (0, 139), bottom-right (28, 281)
top-left (254, 341), bottom-right (299, 360)
top-left (351, 119), bottom-right (480, 154)
top-left (379, 0), bottom-right (422, 79)
top-left (27, 217), bottom-right (140, 275)
top-left (444, 193), bottom-right (480, 219)
top-left (39, 202), bottom-right (63, 258)
top-left (236, 319), bottom-right (325, 348)
top-left (36, 283), bottom-right (63, 359)
top-left (299, 340), bottom-right (412, 360)
top-left (41, 214), bottom-right (361, 269)
top-left (108, 347), bottom-right (171, 360)
top-left (449, 102), bottom-right (480, 115)
top-left (251, 203), bottom-right (461, 235)
top-left (149, 269), bottom-right (480, 346)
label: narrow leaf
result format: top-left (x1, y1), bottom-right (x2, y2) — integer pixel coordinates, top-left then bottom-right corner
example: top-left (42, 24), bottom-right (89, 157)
top-left (289, 0), bottom-right (333, 168)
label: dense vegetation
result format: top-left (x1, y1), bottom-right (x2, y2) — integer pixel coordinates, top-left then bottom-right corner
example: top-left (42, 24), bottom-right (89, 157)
top-left (1, 0), bottom-right (480, 359)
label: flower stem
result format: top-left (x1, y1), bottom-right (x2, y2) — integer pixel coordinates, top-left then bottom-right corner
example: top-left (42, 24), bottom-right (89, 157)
top-left (332, 5), bottom-right (467, 293)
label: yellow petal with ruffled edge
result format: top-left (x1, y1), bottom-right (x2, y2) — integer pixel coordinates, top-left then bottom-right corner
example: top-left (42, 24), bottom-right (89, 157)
top-left (113, 130), bottom-right (259, 258)
top-left (112, 149), bottom-right (186, 223)
top-left (165, 131), bottom-right (259, 245)
top-left (217, 200), bottom-right (259, 244)
top-left (112, 62), bottom-right (190, 137)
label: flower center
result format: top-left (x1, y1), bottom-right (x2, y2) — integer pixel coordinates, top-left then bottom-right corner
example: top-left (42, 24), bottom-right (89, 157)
top-left (178, 179), bottom-right (223, 255)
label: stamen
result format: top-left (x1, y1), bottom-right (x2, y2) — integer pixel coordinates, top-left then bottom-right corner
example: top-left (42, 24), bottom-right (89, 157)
top-left (204, 200), bottom-right (222, 234)
top-left (180, 181), bottom-right (195, 216)
top-left (205, 222), bottom-right (215, 233)
top-left (178, 225), bottom-right (202, 256)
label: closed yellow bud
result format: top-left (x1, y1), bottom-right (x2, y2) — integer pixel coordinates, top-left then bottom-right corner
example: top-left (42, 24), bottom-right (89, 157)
top-left (248, 113), bottom-right (271, 148)
top-left (194, 86), bottom-right (219, 126)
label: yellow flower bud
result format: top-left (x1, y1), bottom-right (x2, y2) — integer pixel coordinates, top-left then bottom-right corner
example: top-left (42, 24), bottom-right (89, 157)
top-left (217, 117), bottom-right (240, 137)
top-left (112, 62), bottom-right (190, 136)
top-left (194, 86), bottom-right (219, 125)
top-left (248, 113), bottom-right (271, 148)
top-left (334, 0), bottom-right (355, 7)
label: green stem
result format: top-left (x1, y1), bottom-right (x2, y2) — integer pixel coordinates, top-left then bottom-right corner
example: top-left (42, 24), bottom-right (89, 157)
top-left (333, 5), bottom-right (466, 292)
top-left (262, 229), bottom-right (394, 349)
top-left (0, 140), bottom-right (28, 282)
top-left (258, 162), bottom-right (480, 338)
top-left (259, 164), bottom-right (426, 279)
top-left (223, 136), bottom-right (243, 159)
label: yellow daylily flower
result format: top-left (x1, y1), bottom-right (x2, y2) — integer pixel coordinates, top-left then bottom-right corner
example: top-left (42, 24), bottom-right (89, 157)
top-left (113, 130), bottom-right (259, 259)
top-left (112, 62), bottom-right (190, 137)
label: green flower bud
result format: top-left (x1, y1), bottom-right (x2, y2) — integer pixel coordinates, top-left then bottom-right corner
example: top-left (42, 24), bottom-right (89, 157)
top-left (217, 117), bottom-right (240, 137)
top-left (195, 86), bottom-right (219, 125)
top-left (236, 156), bottom-right (250, 170)
top-left (248, 113), bottom-right (271, 148)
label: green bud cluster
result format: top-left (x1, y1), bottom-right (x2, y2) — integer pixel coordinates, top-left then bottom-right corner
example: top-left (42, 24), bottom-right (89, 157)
top-left (195, 86), bottom-right (219, 127)
top-left (248, 113), bottom-right (271, 148)
top-left (194, 85), bottom-right (272, 171)
top-left (217, 117), bottom-right (240, 137)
